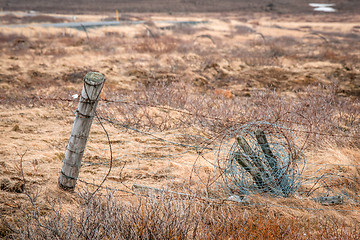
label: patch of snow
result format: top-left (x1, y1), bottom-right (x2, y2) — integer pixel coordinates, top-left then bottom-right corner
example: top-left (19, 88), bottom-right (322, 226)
top-left (309, 3), bottom-right (337, 12)
top-left (309, 3), bottom-right (335, 8)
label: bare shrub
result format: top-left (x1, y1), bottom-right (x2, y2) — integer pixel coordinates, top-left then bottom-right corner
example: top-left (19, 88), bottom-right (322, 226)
top-left (104, 31), bottom-right (122, 37)
top-left (176, 39), bottom-right (196, 53)
top-left (85, 36), bottom-right (122, 54)
top-left (232, 47), bottom-right (279, 66)
top-left (0, 32), bottom-right (28, 44)
top-left (12, 189), bottom-right (197, 240)
top-left (100, 80), bottom-right (247, 133)
top-left (8, 189), bottom-right (360, 239)
top-left (100, 79), bottom-right (359, 148)
top-left (171, 24), bottom-right (201, 35)
top-left (249, 88), bottom-right (360, 148)
top-left (133, 36), bottom-right (179, 54)
top-left (269, 36), bottom-right (300, 48)
top-left (234, 25), bottom-right (255, 35)
top-left (266, 36), bottom-right (301, 59)
top-left (100, 81), bottom-right (191, 131)
top-left (0, 33), bottom-right (31, 54)
top-left (59, 67), bottom-right (97, 83)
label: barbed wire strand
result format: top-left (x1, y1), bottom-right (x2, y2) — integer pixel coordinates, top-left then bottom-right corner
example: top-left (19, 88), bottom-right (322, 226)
top-left (2, 94), bottom-right (360, 213)
top-left (75, 76), bottom-right (113, 239)
top-left (9, 95), bottom-right (358, 140)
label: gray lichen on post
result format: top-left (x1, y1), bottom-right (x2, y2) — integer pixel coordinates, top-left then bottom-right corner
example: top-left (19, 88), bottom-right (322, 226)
top-left (58, 72), bottom-right (105, 190)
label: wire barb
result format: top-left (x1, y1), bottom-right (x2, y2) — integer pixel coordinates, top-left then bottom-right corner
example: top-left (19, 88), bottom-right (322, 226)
top-left (218, 121), bottom-right (306, 198)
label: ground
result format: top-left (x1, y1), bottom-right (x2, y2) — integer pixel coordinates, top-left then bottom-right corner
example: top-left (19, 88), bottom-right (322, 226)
top-left (0, 0), bottom-right (360, 14)
top-left (0, 5), bottom-right (360, 238)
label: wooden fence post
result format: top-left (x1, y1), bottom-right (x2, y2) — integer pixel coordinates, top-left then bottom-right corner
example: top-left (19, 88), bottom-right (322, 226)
top-left (58, 72), bottom-right (105, 190)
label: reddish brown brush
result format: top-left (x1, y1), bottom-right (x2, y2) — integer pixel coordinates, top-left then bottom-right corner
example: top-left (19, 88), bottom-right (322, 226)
top-left (5, 190), bottom-right (360, 239)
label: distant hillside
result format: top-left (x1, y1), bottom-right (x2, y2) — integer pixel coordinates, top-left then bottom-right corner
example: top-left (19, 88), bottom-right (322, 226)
top-left (0, 0), bottom-right (359, 14)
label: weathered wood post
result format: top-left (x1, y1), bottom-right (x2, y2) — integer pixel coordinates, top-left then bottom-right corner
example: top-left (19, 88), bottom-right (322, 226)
top-left (59, 72), bottom-right (105, 190)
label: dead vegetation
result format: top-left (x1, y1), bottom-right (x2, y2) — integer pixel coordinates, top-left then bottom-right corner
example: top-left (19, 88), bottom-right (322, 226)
top-left (5, 188), bottom-right (360, 239)
top-left (0, 11), bottom-right (360, 239)
top-left (0, 13), bottom-right (69, 24)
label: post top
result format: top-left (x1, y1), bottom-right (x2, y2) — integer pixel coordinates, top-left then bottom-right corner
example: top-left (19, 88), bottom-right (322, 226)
top-left (84, 72), bottom-right (105, 86)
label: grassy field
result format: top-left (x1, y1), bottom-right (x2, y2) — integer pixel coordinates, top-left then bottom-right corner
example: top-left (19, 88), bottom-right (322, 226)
top-left (0, 9), bottom-right (360, 239)
top-left (1, 0), bottom-right (360, 14)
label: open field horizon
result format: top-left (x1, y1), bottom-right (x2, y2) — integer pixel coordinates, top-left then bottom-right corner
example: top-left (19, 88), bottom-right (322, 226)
top-left (0, 0), bottom-right (360, 14)
top-left (0, 7), bottom-right (360, 239)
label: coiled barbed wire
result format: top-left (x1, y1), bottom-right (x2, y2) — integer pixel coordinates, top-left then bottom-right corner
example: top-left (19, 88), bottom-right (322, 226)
top-left (218, 121), bottom-right (306, 198)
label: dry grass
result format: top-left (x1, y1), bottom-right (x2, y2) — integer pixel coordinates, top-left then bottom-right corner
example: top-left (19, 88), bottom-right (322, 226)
top-left (0, 12), bottom-right (360, 239)
top-left (133, 36), bottom-right (180, 54)
top-left (99, 81), bottom-right (359, 149)
top-left (4, 188), bottom-right (359, 239)
top-left (0, 14), bottom-right (69, 24)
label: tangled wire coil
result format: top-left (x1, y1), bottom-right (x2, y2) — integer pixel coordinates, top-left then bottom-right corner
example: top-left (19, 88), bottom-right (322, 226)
top-left (219, 121), bottom-right (306, 198)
